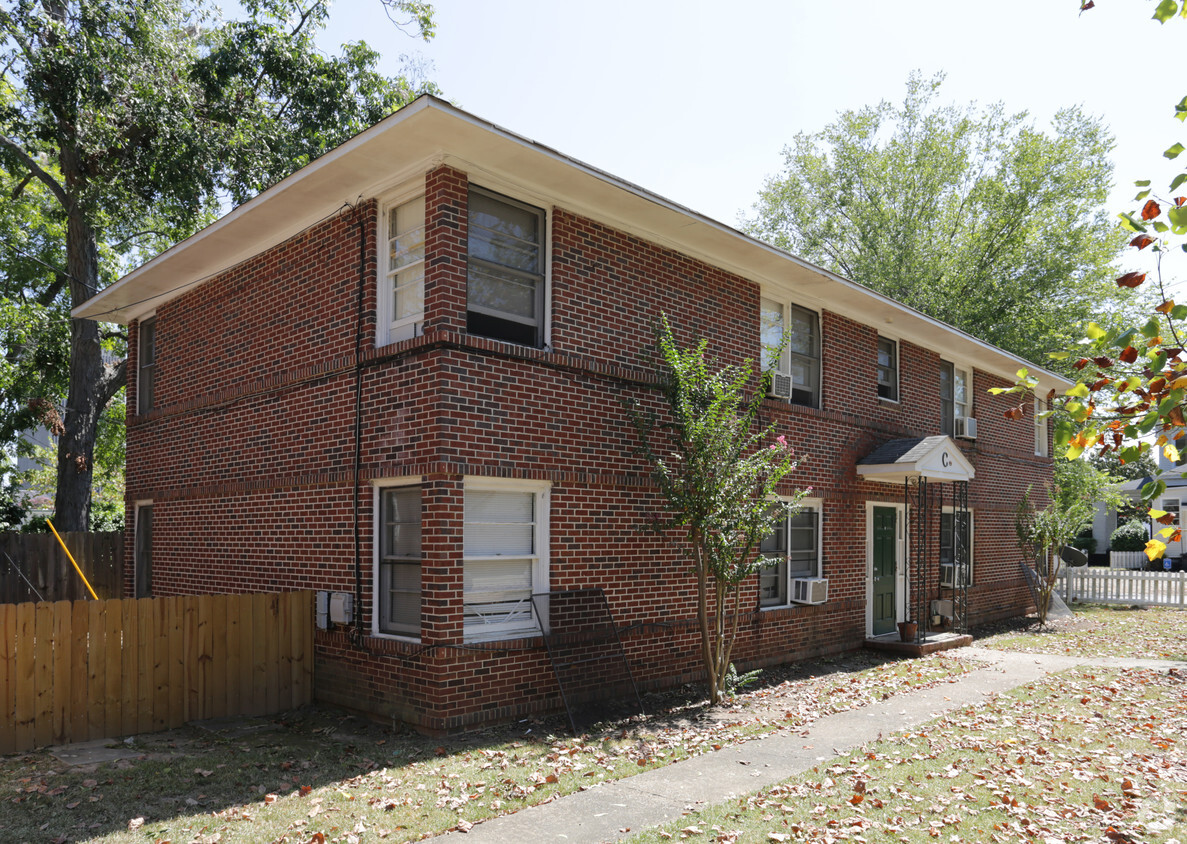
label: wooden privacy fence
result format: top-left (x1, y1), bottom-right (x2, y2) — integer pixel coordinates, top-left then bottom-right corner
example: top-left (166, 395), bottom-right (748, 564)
top-left (0, 532), bottom-right (124, 603)
top-left (0, 591), bottom-right (313, 755)
top-left (1060, 568), bottom-right (1187, 608)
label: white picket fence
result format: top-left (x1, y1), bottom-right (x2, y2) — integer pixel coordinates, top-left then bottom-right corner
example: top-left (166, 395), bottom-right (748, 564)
top-left (1060, 567), bottom-right (1187, 608)
top-left (1108, 551), bottom-right (1148, 570)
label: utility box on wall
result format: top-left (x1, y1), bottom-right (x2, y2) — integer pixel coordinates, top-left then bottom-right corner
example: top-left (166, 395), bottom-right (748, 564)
top-left (315, 591), bottom-right (354, 629)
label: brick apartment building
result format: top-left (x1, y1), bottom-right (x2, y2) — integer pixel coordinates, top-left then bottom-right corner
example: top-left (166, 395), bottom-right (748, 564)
top-left (74, 96), bottom-right (1066, 732)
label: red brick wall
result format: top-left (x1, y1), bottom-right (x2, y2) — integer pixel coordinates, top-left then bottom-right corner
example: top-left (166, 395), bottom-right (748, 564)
top-left (124, 163), bottom-right (1054, 732)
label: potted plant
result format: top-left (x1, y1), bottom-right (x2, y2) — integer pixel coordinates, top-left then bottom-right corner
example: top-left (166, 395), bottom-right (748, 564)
top-left (897, 618), bottom-right (918, 642)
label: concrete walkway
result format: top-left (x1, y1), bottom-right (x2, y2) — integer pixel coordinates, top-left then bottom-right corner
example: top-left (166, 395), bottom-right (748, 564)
top-left (435, 648), bottom-right (1183, 844)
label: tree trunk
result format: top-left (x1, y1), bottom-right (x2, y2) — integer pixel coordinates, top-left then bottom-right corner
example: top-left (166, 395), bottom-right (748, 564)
top-left (52, 210), bottom-right (104, 531)
top-left (691, 534), bottom-right (721, 705)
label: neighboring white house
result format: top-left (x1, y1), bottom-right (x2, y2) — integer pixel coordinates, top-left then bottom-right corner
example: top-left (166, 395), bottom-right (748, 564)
top-left (1092, 445), bottom-right (1187, 563)
top-left (12, 425), bottom-right (55, 520)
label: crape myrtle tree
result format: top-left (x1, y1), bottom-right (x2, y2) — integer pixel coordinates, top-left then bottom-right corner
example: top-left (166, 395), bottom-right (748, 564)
top-left (626, 316), bottom-right (806, 705)
top-left (1014, 459), bottom-right (1115, 625)
top-left (0, 0), bottom-right (436, 530)
top-left (745, 72), bottom-right (1140, 369)
top-left (1001, 0), bottom-right (1187, 564)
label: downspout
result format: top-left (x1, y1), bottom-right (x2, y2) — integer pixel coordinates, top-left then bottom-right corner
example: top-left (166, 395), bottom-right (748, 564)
top-left (351, 203), bottom-right (366, 643)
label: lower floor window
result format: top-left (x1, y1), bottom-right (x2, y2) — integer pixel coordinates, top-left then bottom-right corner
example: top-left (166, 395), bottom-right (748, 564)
top-left (134, 503), bottom-right (153, 599)
top-left (379, 486), bottom-right (422, 635)
top-left (759, 499), bottom-right (821, 607)
top-left (463, 481), bottom-right (550, 641)
top-left (939, 510), bottom-right (973, 584)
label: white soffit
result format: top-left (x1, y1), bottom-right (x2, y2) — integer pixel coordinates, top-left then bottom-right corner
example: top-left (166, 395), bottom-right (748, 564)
top-left (72, 96), bottom-right (1069, 392)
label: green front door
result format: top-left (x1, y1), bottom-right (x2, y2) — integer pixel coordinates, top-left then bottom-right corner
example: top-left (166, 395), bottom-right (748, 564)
top-left (872, 506), bottom-right (897, 636)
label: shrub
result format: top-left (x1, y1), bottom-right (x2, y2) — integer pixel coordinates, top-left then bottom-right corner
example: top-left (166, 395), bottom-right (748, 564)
top-left (1110, 518), bottom-right (1148, 552)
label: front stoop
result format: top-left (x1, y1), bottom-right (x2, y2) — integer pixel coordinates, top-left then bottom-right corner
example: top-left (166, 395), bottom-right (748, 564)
top-left (863, 631), bottom-right (973, 657)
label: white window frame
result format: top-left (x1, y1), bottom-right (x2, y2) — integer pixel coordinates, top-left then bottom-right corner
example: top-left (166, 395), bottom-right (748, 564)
top-left (137, 313), bottom-right (157, 415)
top-left (377, 190), bottom-right (426, 347)
top-left (466, 186), bottom-right (549, 350)
top-left (463, 477), bottom-right (550, 642)
top-left (371, 477), bottom-right (424, 641)
top-left (134, 500), bottom-right (153, 599)
top-left (939, 507), bottom-right (974, 585)
top-left (940, 360), bottom-right (971, 436)
top-left (877, 336), bottom-right (899, 403)
top-left (761, 298), bottom-right (821, 409)
top-left (759, 497), bottom-right (822, 609)
top-left (1034, 397), bottom-right (1048, 457)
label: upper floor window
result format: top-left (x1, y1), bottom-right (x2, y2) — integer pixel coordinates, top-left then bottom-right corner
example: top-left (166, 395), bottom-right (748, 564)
top-left (1034, 398), bottom-right (1048, 457)
top-left (378, 485), bottom-right (422, 636)
top-left (137, 316), bottom-right (156, 414)
top-left (761, 298), bottom-right (820, 408)
top-left (877, 337), bottom-right (898, 402)
top-left (382, 196), bottom-right (426, 344)
top-left (940, 361), bottom-right (969, 437)
top-left (467, 188), bottom-right (546, 348)
top-left (759, 499), bottom-right (821, 607)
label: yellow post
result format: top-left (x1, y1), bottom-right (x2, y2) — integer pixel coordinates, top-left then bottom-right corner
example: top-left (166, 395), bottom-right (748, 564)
top-left (46, 519), bottom-right (99, 600)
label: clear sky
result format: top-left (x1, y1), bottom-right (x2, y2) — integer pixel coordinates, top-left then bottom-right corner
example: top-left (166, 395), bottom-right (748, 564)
top-left (317, 0), bottom-right (1185, 236)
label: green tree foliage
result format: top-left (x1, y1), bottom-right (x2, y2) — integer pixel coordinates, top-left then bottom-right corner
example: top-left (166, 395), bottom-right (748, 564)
top-left (1053, 457), bottom-right (1124, 513)
top-left (1015, 485), bottom-right (1093, 625)
top-left (745, 73), bottom-right (1136, 366)
top-left (1089, 447), bottom-right (1157, 482)
top-left (1001, 1), bottom-right (1187, 562)
top-left (626, 316), bottom-right (806, 705)
top-left (0, 0), bottom-right (436, 529)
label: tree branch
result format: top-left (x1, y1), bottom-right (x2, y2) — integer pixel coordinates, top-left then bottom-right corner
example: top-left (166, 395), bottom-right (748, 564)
top-left (0, 133), bottom-right (70, 209)
top-left (109, 230), bottom-right (169, 250)
top-left (9, 171), bottom-right (33, 199)
top-left (98, 357), bottom-right (127, 408)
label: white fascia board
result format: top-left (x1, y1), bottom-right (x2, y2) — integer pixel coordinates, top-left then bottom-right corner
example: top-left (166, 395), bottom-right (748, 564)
top-left (72, 96), bottom-right (1071, 394)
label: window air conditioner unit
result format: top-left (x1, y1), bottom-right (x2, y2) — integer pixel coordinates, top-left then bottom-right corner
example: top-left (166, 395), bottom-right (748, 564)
top-left (954, 416), bottom-right (977, 440)
top-left (770, 373), bottom-right (793, 400)
top-left (940, 563), bottom-right (967, 589)
top-left (791, 577), bottom-right (828, 605)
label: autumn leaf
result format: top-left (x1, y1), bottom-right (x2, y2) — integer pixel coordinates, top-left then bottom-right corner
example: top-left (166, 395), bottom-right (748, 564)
top-left (1116, 271), bottom-right (1147, 288)
top-left (1120, 346), bottom-right (1139, 364)
top-left (1142, 199), bottom-right (1162, 220)
top-left (1131, 234), bottom-right (1156, 249)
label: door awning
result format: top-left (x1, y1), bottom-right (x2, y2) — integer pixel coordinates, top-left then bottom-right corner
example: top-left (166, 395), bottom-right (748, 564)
top-left (856, 436), bottom-right (975, 484)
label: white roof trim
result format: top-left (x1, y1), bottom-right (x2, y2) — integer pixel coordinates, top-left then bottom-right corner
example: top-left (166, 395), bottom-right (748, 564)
top-left (72, 95), bottom-right (1070, 392)
top-left (857, 438), bottom-right (976, 484)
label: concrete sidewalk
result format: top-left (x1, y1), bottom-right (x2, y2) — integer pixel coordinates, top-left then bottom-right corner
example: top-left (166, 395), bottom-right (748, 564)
top-left (434, 648), bottom-right (1182, 844)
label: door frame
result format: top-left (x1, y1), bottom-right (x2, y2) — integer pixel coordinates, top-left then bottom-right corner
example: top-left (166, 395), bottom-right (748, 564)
top-left (865, 501), bottom-right (908, 637)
